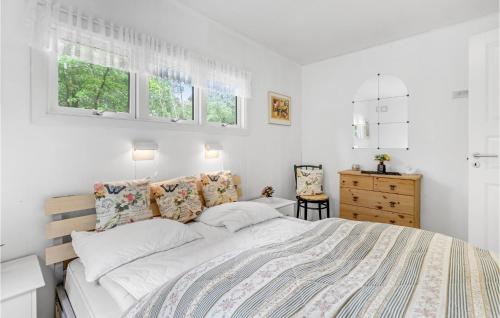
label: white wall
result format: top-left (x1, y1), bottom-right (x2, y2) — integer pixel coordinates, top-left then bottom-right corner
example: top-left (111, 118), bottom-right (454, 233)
top-left (2, 1), bottom-right (498, 316)
top-left (0, 1), bottom-right (302, 317)
top-left (302, 14), bottom-right (498, 240)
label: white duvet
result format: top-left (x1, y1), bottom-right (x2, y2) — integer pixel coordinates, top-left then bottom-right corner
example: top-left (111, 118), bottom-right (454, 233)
top-left (98, 217), bottom-right (312, 311)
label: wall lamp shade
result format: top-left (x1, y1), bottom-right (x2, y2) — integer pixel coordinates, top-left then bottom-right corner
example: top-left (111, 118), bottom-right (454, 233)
top-left (133, 141), bottom-right (158, 161)
top-left (205, 143), bottom-right (223, 159)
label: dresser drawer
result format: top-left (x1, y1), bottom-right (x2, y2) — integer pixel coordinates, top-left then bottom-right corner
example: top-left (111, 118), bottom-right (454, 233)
top-left (339, 204), bottom-right (416, 227)
top-left (340, 188), bottom-right (415, 215)
top-left (374, 177), bottom-right (415, 195)
top-left (340, 187), bottom-right (374, 208)
top-left (340, 174), bottom-right (373, 190)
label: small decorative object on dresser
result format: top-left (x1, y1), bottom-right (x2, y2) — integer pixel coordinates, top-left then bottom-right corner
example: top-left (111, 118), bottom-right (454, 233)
top-left (374, 153), bottom-right (390, 173)
top-left (339, 170), bottom-right (421, 227)
top-left (261, 186), bottom-right (275, 198)
top-left (250, 197), bottom-right (296, 217)
top-left (1, 255), bottom-right (45, 318)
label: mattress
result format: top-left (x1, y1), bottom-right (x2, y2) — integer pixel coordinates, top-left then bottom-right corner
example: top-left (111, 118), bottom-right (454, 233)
top-left (65, 259), bottom-right (123, 318)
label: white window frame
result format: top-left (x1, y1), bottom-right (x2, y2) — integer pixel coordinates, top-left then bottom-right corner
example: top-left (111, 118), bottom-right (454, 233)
top-left (49, 54), bottom-right (136, 120)
top-left (47, 54), bottom-right (247, 130)
top-left (137, 74), bottom-right (199, 125)
top-left (201, 89), bottom-right (244, 129)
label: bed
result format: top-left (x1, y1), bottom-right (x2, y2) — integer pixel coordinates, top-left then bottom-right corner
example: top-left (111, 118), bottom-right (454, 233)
top-left (45, 177), bottom-right (499, 318)
top-left (61, 217), bottom-right (310, 318)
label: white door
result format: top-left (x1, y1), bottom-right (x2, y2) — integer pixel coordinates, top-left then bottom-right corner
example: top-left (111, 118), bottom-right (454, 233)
top-left (468, 29), bottom-right (499, 253)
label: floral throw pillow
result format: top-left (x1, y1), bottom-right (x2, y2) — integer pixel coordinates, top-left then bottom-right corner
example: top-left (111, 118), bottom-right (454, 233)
top-left (296, 169), bottom-right (323, 195)
top-left (200, 171), bottom-right (238, 207)
top-left (94, 179), bottom-right (152, 231)
top-left (151, 177), bottom-right (203, 223)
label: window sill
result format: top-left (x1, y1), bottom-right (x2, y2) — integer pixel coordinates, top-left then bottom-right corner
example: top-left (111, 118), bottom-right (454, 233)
top-left (33, 110), bottom-right (250, 136)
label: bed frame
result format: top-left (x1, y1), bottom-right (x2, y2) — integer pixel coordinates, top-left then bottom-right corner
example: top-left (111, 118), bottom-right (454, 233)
top-left (45, 176), bottom-right (242, 318)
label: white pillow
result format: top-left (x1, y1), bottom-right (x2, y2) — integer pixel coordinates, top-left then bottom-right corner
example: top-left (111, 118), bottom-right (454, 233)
top-left (72, 218), bottom-right (201, 282)
top-left (198, 201), bottom-right (282, 232)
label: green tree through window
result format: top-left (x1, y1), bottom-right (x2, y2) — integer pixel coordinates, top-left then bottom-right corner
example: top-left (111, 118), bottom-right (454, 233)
top-left (207, 90), bottom-right (237, 125)
top-left (58, 55), bottom-right (130, 113)
top-left (149, 77), bottom-right (193, 120)
top-left (57, 56), bottom-right (242, 126)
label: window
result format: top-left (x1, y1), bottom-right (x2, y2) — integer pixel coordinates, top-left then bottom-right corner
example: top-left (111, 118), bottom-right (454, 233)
top-left (52, 56), bottom-right (245, 129)
top-left (207, 90), bottom-right (238, 126)
top-left (57, 55), bottom-right (131, 114)
top-left (148, 77), bottom-right (194, 122)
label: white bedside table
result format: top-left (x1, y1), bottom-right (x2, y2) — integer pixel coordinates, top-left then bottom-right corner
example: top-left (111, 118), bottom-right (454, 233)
top-left (250, 197), bottom-right (296, 217)
top-left (1, 255), bottom-right (45, 318)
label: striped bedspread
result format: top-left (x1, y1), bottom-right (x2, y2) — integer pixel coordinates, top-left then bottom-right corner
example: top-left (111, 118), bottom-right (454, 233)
top-left (125, 218), bottom-right (499, 318)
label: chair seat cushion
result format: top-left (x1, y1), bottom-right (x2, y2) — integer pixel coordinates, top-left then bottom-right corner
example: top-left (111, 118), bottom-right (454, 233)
top-left (298, 194), bottom-right (329, 201)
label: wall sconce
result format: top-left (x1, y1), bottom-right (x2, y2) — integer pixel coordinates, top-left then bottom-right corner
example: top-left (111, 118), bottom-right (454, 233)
top-left (133, 141), bottom-right (158, 161)
top-left (205, 143), bottom-right (223, 159)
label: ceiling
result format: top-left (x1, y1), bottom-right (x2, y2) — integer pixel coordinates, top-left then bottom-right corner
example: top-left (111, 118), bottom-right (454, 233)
top-left (176, 0), bottom-right (498, 65)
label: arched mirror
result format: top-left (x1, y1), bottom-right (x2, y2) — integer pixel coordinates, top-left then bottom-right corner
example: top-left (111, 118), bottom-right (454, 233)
top-left (352, 74), bottom-right (409, 149)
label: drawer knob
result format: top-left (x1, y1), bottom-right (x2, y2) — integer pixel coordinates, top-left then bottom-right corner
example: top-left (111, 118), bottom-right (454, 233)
top-left (389, 201), bottom-right (396, 207)
top-left (352, 196), bottom-right (359, 202)
top-left (353, 181), bottom-right (359, 186)
top-left (376, 205), bottom-right (383, 210)
top-left (390, 220), bottom-right (395, 224)
top-left (353, 213), bottom-right (358, 218)
top-left (389, 185), bottom-right (397, 190)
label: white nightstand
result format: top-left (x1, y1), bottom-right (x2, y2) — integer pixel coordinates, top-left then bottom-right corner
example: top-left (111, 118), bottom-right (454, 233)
top-left (250, 197), bottom-right (296, 217)
top-left (1, 255), bottom-right (45, 318)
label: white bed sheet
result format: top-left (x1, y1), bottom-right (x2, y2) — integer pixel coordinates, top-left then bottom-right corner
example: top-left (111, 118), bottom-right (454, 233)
top-left (65, 259), bottom-right (123, 318)
top-left (98, 217), bottom-right (311, 311)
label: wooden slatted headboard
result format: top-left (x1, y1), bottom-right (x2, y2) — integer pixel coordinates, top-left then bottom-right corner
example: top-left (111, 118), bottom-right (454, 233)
top-left (44, 176), bottom-right (242, 266)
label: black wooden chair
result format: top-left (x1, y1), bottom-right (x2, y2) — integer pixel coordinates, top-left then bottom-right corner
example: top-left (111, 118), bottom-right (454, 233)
top-left (294, 164), bottom-right (330, 220)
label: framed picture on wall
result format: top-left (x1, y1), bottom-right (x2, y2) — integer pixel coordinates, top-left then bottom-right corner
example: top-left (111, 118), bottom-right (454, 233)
top-left (268, 91), bottom-right (291, 125)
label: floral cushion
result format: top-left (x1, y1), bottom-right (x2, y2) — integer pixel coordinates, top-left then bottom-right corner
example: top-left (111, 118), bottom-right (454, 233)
top-left (94, 179), bottom-right (152, 231)
top-left (200, 171), bottom-right (238, 207)
top-left (151, 177), bottom-right (203, 223)
top-left (296, 168), bottom-right (323, 195)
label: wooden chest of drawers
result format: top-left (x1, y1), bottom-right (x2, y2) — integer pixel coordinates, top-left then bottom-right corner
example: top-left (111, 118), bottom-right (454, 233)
top-left (339, 170), bottom-right (422, 228)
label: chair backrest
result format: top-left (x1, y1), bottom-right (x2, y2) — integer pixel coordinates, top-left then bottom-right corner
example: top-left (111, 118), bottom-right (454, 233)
top-left (294, 164), bottom-right (323, 190)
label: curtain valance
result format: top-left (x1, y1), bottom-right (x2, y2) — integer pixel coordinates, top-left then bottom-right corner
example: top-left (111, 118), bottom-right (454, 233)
top-left (28, 1), bottom-right (252, 98)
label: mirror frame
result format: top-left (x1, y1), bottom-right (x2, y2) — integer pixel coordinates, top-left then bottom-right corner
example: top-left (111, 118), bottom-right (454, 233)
top-left (352, 73), bottom-right (410, 150)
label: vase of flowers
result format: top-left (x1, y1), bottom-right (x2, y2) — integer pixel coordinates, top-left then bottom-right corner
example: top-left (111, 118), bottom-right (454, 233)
top-left (374, 154), bottom-right (390, 173)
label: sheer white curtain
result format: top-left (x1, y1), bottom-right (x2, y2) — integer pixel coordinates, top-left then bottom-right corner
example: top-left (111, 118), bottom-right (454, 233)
top-left (28, 0), bottom-right (252, 98)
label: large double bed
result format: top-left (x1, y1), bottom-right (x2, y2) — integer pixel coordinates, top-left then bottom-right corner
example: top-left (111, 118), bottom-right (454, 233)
top-left (62, 217), bottom-right (310, 317)
top-left (45, 180), bottom-right (499, 318)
